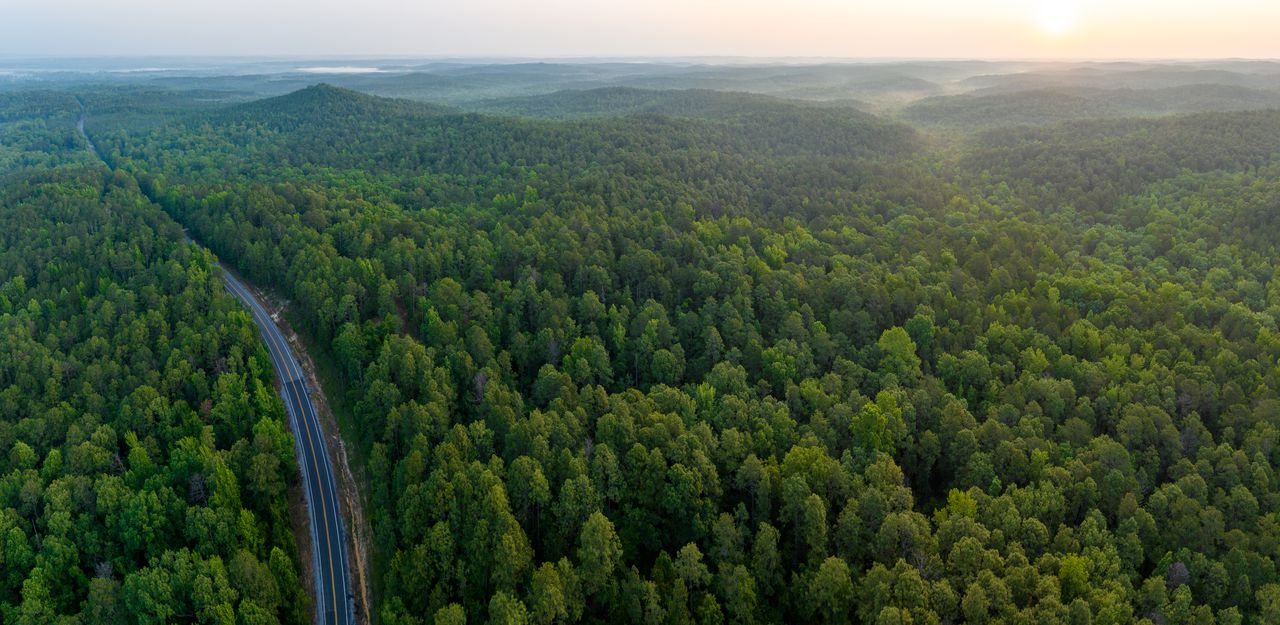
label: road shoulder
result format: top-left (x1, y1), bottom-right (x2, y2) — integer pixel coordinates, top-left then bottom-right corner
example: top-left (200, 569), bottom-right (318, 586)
top-left (251, 286), bottom-right (375, 625)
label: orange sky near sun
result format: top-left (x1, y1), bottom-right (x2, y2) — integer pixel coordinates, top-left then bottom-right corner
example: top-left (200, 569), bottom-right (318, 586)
top-left (3, 0), bottom-right (1279, 57)
top-left (662, 0), bottom-right (1280, 59)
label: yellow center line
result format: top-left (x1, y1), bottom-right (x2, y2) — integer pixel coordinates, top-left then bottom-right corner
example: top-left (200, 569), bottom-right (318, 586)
top-left (289, 379), bottom-right (339, 624)
top-left (248, 286), bottom-right (340, 624)
top-left (254, 294), bottom-right (340, 625)
top-left (228, 277), bottom-right (341, 623)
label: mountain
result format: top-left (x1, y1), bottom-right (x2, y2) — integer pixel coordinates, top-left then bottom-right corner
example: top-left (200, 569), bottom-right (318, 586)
top-left (467, 87), bottom-right (867, 120)
top-left (963, 108), bottom-right (1280, 210)
top-left (226, 83), bottom-right (454, 125)
top-left (903, 84), bottom-right (1280, 129)
top-left (210, 85), bottom-right (919, 167)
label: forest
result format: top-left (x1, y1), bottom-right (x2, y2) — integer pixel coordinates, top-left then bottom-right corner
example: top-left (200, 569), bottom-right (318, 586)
top-left (0, 92), bottom-right (307, 624)
top-left (2, 68), bottom-right (1280, 625)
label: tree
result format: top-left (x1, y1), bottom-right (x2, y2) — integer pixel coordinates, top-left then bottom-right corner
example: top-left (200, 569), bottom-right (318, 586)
top-left (877, 327), bottom-right (921, 385)
top-left (122, 567), bottom-right (175, 625)
top-left (1258, 584), bottom-right (1280, 624)
top-left (508, 457), bottom-right (551, 532)
top-left (528, 563), bottom-right (568, 625)
top-left (716, 564), bottom-right (757, 625)
top-left (563, 337), bottom-right (612, 387)
top-left (81, 577), bottom-right (125, 625)
top-left (1059, 554), bottom-right (1089, 601)
top-left (807, 557), bottom-right (854, 625)
top-left (435, 603), bottom-right (466, 625)
top-left (578, 512), bottom-right (623, 599)
top-left (851, 391), bottom-right (905, 456)
top-left (489, 592), bottom-right (529, 625)
top-left (961, 583), bottom-right (989, 624)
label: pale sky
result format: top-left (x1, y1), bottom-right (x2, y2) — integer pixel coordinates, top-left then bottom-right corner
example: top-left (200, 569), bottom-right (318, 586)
top-left (3, 0), bottom-right (1279, 59)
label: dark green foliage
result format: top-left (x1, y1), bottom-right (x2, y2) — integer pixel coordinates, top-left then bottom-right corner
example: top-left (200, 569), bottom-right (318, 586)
top-left (0, 110), bottom-right (306, 623)
top-left (10, 79), bottom-right (1280, 625)
top-left (964, 109), bottom-right (1280, 211)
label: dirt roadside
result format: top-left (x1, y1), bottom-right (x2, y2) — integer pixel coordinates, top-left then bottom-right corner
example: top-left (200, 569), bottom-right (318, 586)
top-left (248, 284), bottom-right (375, 625)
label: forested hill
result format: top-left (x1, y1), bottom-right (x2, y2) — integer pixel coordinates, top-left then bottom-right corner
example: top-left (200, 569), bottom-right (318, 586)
top-left (185, 84), bottom-right (921, 168)
top-left (0, 91), bottom-right (81, 124)
top-left (0, 92), bottom-right (94, 172)
top-left (223, 84), bottom-right (455, 129)
top-left (963, 109), bottom-right (1280, 211)
top-left (467, 87), bottom-right (867, 120)
top-left (465, 86), bottom-right (912, 159)
top-left (902, 84), bottom-right (1280, 129)
top-left (68, 78), bottom-right (1280, 625)
top-left (95, 85), bottom-right (925, 227)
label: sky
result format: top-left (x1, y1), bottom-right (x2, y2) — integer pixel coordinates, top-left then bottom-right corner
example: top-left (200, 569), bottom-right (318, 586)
top-left (3, 0), bottom-right (1279, 59)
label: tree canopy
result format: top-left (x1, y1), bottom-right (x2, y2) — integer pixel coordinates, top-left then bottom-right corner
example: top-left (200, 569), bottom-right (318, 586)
top-left (6, 81), bottom-right (1280, 625)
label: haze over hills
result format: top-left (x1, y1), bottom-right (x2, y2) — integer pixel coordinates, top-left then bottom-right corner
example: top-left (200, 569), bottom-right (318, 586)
top-left (469, 87), bottom-right (871, 120)
top-left (7, 58), bottom-right (1280, 125)
top-left (7, 45), bottom-right (1280, 625)
top-left (903, 84), bottom-right (1280, 128)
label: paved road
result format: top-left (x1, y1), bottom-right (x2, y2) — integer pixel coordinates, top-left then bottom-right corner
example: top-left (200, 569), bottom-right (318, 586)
top-left (78, 98), bottom-right (354, 625)
top-left (75, 99), bottom-right (101, 159)
top-left (222, 271), bottom-right (353, 625)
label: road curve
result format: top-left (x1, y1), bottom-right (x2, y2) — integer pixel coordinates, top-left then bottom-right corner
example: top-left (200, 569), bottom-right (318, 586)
top-left (76, 99), bottom-right (99, 157)
top-left (222, 271), bottom-right (353, 625)
top-left (78, 97), bottom-right (354, 625)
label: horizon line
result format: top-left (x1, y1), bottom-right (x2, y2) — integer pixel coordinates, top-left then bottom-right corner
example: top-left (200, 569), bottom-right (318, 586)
top-left (1, 54), bottom-right (1279, 64)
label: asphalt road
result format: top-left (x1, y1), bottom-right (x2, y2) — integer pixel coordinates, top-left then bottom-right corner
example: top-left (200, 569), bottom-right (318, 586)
top-left (222, 271), bottom-right (353, 625)
top-left (76, 99), bottom-right (99, 157)
top-left (78, 99), bottom-right (354, 625)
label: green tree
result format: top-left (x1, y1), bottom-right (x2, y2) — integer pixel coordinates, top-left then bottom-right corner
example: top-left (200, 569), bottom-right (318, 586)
top-left (877, 327), bottom-right (921, 385)
top-left (807, 557), bottom-right (854, 625)
top-left (578, 512), bottom-right (623, 599)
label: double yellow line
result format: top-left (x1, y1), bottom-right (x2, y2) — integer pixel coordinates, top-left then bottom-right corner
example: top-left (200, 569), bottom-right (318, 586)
top-left (226, 276), bottom-right (342, 624)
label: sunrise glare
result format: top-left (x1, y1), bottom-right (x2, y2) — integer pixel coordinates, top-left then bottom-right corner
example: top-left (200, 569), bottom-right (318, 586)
top-left (1035, 1), bottom-right (1079, 37)
top-left (4, 0), bottom-right (1280, 58)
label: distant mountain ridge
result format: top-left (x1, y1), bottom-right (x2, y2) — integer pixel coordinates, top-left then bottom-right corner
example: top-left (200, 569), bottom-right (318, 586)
top-left (963, 108), bottom-right (1280, 210)
top-left (466, 87), bottom-right (868, 120)
top-left (211, 84), bottom-right (920, 166)
top-left (226, 83), bottom-right (455, 124)
top-left (903, 84), bottom-right (1280, 128)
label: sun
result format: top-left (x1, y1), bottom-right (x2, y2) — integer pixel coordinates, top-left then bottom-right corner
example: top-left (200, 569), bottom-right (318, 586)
top-left (1035, 1), bottom-right (1078, 37)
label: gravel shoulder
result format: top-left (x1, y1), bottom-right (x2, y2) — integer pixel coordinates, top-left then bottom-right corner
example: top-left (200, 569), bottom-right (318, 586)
top-left (254, 288), bottom-right (375, 625)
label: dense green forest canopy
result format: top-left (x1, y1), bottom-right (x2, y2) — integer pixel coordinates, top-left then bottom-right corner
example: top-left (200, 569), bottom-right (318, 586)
top-left (902, 85), bottom-right (1280, 129)
top-left (0, 103), bottom-right (308, 623)
top-left (4, 69), bottom-right (1280, 625)
top-left (964, 109), bottom-right (1280, 211)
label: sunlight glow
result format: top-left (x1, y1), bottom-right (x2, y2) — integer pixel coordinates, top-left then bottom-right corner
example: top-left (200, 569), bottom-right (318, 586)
top-left (1035, 1), bottom-right (1078, 37)
top-left (6, 0), bottom-right (1280, 58)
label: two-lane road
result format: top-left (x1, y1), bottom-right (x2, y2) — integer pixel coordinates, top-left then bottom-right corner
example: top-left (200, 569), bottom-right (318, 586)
top-left (223, 271), bottom-right (353, 625)
top-left (78, 98), bottom-right (354, 625)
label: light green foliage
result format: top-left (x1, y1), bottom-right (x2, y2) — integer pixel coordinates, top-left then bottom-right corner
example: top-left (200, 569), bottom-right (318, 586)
top-left (877, 327), bottom-right (922, 385)
top-left (851, 391), bottom-right (906, 455)
top-left (436, 603), bottom-right (467, 625)
top-left (807, 557), bottom-right (854, 625)
top-left (1059, 554), bottom-right (1090, 601)
top-left (577, 512), bottom-right (622, 596)
top-left (0, 98), bottom-right (305, 623)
